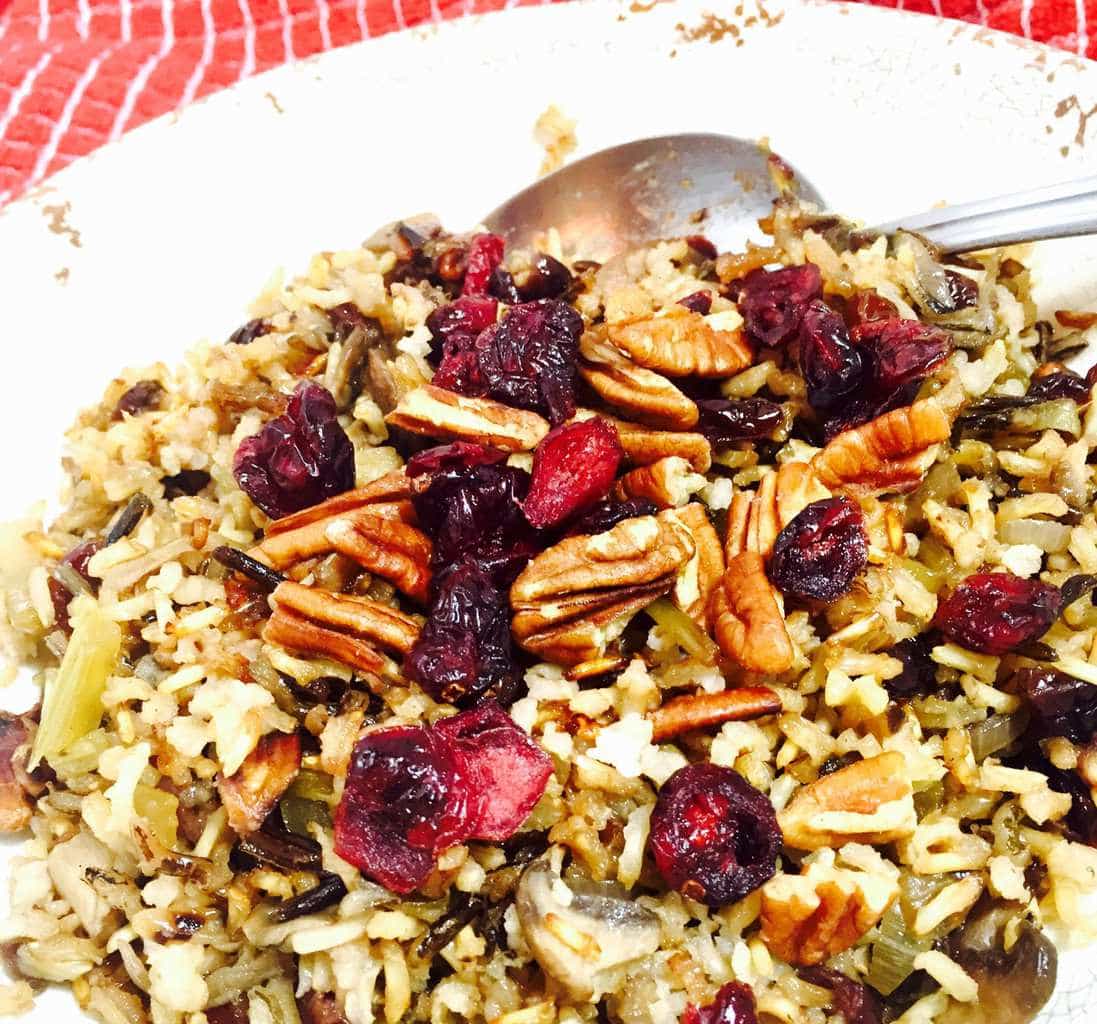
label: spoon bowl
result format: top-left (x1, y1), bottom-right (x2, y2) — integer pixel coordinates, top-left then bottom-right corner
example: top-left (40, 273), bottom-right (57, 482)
top-left (483, 133), bottom-right (827, 263)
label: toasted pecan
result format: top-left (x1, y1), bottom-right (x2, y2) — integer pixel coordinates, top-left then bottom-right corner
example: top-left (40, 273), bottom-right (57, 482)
top-left (613, 456), bottom-right (705, 509)
top-left (606, 307), bottom-right (753, 379)
top-left (218, 732), bottom-right (301, 835)
top-left (811, 399), bottom-right (950, 496)
top-left (666, 502), bottom-right (725, 626)
top-left (264, 471), bottom-right (414, 536)
top-left (649, 687), bottom-right (781, 741)
top-left (510, 512), bottom-right (694, 666)
top-left (386, 384), bottom-right (549, 451)
top-left (778, 752), bottom-right (917, 850)
top-left (578, 333), bottom-right (699, 431)
top-left (596, 413), bottom-right (712, 473)
top-left (710, 553), bottom-right (795, 675)
top-left (725, 462), bottom-right (831, 559)
top-left (324, 516), bottom-right (432, 604)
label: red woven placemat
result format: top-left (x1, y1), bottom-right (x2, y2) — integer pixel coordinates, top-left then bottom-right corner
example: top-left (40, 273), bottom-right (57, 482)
top-left (0, 0), bottom-right (1093, 205)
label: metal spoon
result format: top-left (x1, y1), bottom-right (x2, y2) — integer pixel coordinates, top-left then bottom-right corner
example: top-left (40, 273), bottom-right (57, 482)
top-left (484, 132), bottom-right (1097, 259)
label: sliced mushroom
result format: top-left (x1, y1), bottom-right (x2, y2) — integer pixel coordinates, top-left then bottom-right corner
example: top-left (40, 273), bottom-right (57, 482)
top-left (515, 846), bottom-right (661, 999)
top-left (949, 900), bottom-right (1057, 1024)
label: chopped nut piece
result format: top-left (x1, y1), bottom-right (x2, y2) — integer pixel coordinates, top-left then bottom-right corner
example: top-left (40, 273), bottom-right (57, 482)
top-left (613, 456), bottom-right (706, 508)
top-left (666, 502), bottom-right (725, 625)
top-left (578, 334), bottom-right (699, 431)
top-left (265, 470), bottom-right (413, 536)
top-left (511, 512), bottom-right (694, 666)
top-left (650, 687), bottom-right (781, 741)
top-left (725, 462), bottom-right (831, 559)
top-left (386, 384), bottom-right (550, 451)
top-left (264, 581), bottom-right (421, 673)
top-left (710, 553), bottom-right (794, 675)
top-left (761, 852), bottom-right (898, 965)
top-left (218, 732), bottom-right (301, 835)
top-left (596, 412), bottom-right (712, 473)
top-left (324, 516), bottom-right (432, 604)
top-left (0, 715), bottom-right (34, 832)
top-left (778, 752), bottom-right (917, 850)
top-left (605, 307), bottom-right (753, 379)
top-left (812, 399), bottom-right (951, 496)
top-left (253, 504), bottom-right (418, 571)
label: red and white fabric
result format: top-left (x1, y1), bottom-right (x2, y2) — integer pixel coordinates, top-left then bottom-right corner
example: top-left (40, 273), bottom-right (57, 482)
top-left (0, 0), bottom-right (1095, 206)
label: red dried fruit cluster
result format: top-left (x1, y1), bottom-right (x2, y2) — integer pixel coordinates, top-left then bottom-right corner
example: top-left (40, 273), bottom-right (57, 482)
top-left (522, 419), bottom-right (623, 529)
top-left (767, 496), bottom-right (868, 602)
top-left (462, 234), bottom-right (506, 297)
top-left (933, 572), bottom-right (1062, 656)
top-left (682, 982), bottom-right (759, 1024)
top-left (799, 967), bottom-right (882, 1024)
top-left (696, 397), bottom-right (784, 447)
top-left (648, 762), bottom-right (780, 908)
top-left (735, 263), bottom-right (823, 348)
top-left (1017, 667), bottom-right (1097, 743)
top-left (1027, 368), bottom-right (1092, 404)
top-left (335, 703), bottom-right (552, 894)
top-left (798, 300), bottom-right (865, 414)
top-left (233, 382), bottom-right (355, 519)
top-left (566, 498), bottom-right (660, 537)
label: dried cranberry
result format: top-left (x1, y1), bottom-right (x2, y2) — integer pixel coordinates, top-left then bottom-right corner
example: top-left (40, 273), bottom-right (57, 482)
top-left (327, 303), bottom-right (370, 342)
top-left (227, 319), bottom-right (269, 346)
top-left (649, 762), bottom-right (779, 908)
top-left (517, 254), bottom-right (573, 302)
top-left (933, 573), bottom-right (1062, 656)
top-left (406, 442), bottom-right (509, 478)
top-left (798, 300), bottom-right (865, 414)
top-left (434, 702), bottom-right (552, 839)
top-left (884, 634), bottom-right (940, 700)
top-left (799, 967), bottom-right (882, 1024)
top-left (678, 290), bottom-right (714, 315)
top-left (686, 235), bottom-right (718, 261)
top-left (114, 380), bottom-right (164, 419)
top-left (851, 319), bottom-right (952, 399)
top-left (48, 539), bottom-right (104, 632)
top-left (567, 498), bottom-right (660, 537)
top-left (1014, 752), bottom-right (1097, 846)
top-left (846, 290), bottom-right (898, 326)
top-left (1017, 667), bottom-right (1097, 743)
top-left (335, 706), bottom-right (551, 892)
top-left (334, 723), bottom-right (468, 894)
top-left (462, 234), bottom-right (505, 296)
top-left (233, 382), bottom-right (355, 519)
top-left (426, 297), bottom-right (499, 365)
top-left (412, 460), bottom-right (540, 586)
top-left (1027, 368), bottom-right (1092, 404)
top-left (938, 269), bottom-right (979, 312)
top-left (767, 497), bottom-right (867, 602)
top-left (735, 263), bottom-right (822, 348)
top-left (488, 267), bottom-right (523, 304)
top-left (523, 419), bottom-right (622, 529)
top-left (406, 559), bottom-right (521, 706)
top-left (682, 982), bottom-right (759, 1024)
top-left (696, 398), bottom-right (784, 446)
top-left (474, 300), bottom-right (583, 425)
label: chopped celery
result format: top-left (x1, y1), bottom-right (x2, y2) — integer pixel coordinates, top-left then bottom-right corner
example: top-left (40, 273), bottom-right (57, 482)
top-left (645, 598), bottom-right (720, 664)
top-left (968, 712), bottom-right (1029, 761)
top-left (46, 729), bottom-right (113, 780)
top-left (134, 784), bottom-right (179, 850)
top-left (1012, 399), bottom-right (1081, 436)
top-left (866, 903), bottom-right (932, 995)
top-left (31, 596), bottom-right (121, 769)
top-left (280, 796), bottom-right (331, 837)
top-left (289, 769), bottom-right (334, 803)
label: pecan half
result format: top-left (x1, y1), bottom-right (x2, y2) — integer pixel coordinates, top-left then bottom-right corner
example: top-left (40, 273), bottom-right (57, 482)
top-left (649, 687), bottom-right (781, 741)
top-left (597, 413), bottom-right (712, 473)
top-left (264, 581), bottom-right (421, 673)
top-left (264, 470), bottom-right (414, 536)
top-left (387, 384), bottom-right (549, 451)
top-left (254, 512), bottom-right (432, 603)
top-left (510, 512), bottom-right (695, 666)
top-left (605, 307), bottom-right (753, 379)
top-left (778, 752), bottom-right (917, 850)
top-left (578, 333), bottom-right (699, 430)
top-left (613, 456), bottom-right (705, 508)
top-left (667, 502), bottom-right (725, 626)
top-left (812, 399), bottom-right (951, 496)
top-left (725, 462), bottom-right (831, 559)
top-left (761, 855), bottom-right (898, 966)
top-left (218, 732), bottom-right (301, 835)
top-left (709, 553), bottom-right (794, 675)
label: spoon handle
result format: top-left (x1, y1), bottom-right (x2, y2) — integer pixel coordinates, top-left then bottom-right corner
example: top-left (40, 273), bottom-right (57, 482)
top-left (873, 176), bottom-right (1097, 253)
